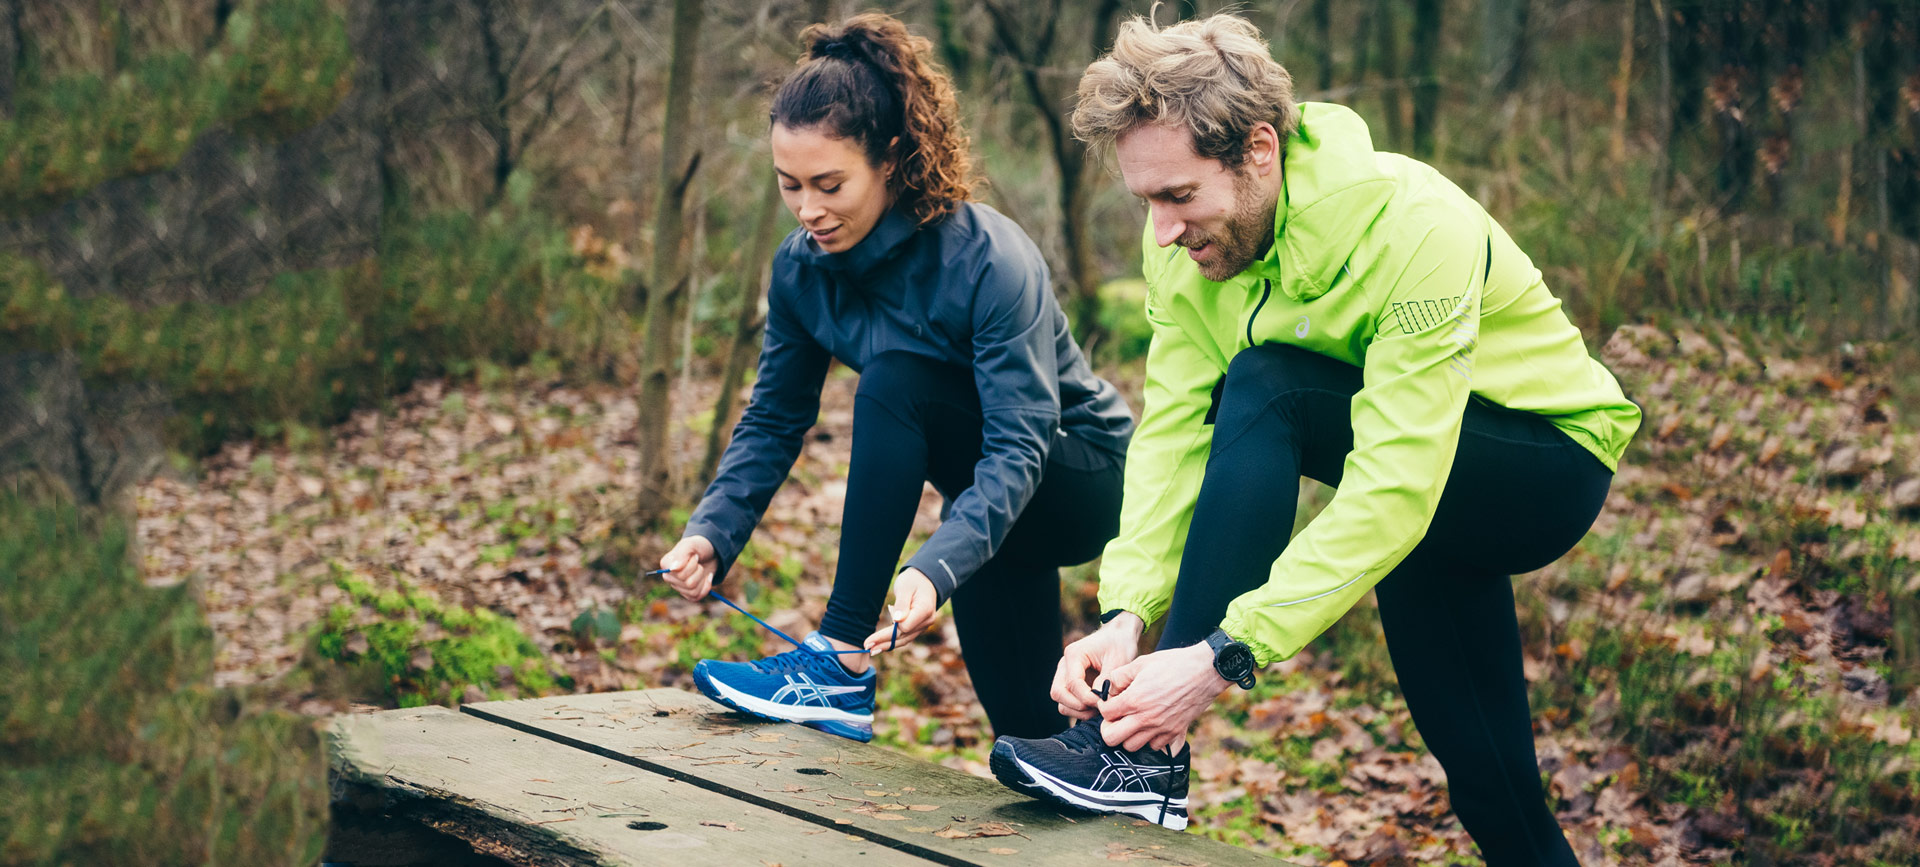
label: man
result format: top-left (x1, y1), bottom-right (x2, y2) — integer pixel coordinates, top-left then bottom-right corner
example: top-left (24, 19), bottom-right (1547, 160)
top-left (987, 14), bottom-right (1639, 866)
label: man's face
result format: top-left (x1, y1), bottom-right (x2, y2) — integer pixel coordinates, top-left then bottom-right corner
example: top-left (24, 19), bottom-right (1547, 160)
top-left (1115, 123), bottom-right (1280, 283)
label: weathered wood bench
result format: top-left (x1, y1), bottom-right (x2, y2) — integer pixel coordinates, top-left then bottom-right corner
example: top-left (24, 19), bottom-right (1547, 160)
top-left (327, 688), bottom-right (1293, 866)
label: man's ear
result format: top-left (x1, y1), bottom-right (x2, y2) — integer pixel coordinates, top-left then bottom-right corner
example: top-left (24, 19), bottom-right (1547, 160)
top-left (1247, 122), bottom-right (1281, 177)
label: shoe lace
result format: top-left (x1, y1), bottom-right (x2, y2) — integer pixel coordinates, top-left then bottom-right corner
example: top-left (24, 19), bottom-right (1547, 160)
top-left (649, 573), bottom-right (890, 656)
top-left (1054, 681), bottom-right (1114, 750)
top-left (753, 646), bottom-right (825, 676)
top-left (1055, 715), bottom-right (1108, 750)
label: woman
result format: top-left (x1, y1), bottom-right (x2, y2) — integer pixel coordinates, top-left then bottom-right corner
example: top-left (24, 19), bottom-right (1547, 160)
top-left (656, 14), bottom-right (1134, 744)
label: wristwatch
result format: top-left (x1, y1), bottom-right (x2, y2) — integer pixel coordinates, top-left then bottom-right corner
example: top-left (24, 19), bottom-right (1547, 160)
top-left (1204, 628), bottom-right (1257, 689)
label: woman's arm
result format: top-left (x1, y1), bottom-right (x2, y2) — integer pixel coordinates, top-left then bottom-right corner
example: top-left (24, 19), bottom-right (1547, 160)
top-left (682, 265), bottom-right (831, 583)
top-left (898, 252), bottom-right (1058, 600)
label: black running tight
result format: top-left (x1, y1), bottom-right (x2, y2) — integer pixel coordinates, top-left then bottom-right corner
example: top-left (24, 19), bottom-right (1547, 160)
top-left (1157, 343), bottom-right (1610, 867)
top-left (821, 351), bottom-right (1126, 740)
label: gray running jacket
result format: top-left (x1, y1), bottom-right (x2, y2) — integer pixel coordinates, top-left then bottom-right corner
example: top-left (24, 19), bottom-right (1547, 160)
top-left (684, 201), bottom-right (1135, 599)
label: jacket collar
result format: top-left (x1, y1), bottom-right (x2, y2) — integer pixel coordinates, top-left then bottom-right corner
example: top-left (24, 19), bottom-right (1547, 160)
top-left (793, 204), bottom-right (919, 276)
top-left (1269, 102), bottom-right (1396, 301)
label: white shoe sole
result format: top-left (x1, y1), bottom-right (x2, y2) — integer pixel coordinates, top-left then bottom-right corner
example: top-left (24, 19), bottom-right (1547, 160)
top-left (704, 674), bottom-right (874, 725)
top-left (1010, 752), bottom-right (1189, 831)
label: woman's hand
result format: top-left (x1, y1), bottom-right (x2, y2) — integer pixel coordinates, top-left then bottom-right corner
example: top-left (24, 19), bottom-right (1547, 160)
top-left (864, 568), bottom-right (940, 653)
top-left (659, 535), bottom-right (717, 601)
top-left (1095, 643), bottom-right (1231, 752)
top-left (1051, 612), bottom-right (1145, 720)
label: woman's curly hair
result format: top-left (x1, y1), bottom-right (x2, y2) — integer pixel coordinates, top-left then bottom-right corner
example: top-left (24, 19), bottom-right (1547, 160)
top-left (772, 13), bottom-right (974, 227)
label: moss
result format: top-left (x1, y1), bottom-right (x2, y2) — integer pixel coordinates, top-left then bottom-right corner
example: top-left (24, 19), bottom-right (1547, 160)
top-left (311, 565), bottom-right (568, 706)
top-left (0, 204), bottom-right (632, 457)
top-left (0, 490), bottom-right (327, 864)
top-left (0, 0), bottom-right (352, 213)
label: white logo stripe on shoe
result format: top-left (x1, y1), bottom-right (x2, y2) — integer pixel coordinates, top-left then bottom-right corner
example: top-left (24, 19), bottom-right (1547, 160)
top-left (1010, 753), bottom-right (1189, 830)
top-left (769, 673), bottom-right (867, 705)
top-left (705, 674), bottom-right (873, 724)
top-left (1092, 753), bottom-right (1177, 792)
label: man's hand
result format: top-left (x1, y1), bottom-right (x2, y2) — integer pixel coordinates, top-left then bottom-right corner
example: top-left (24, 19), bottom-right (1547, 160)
top-left (659, 535), bottom-right (717, 601)
top-left (1096, 642), bottom-right (1231, 752)
top-left (1051, 612), bottom-right (1145, 720)
top-left (864, 568), bottom-right (939, 653)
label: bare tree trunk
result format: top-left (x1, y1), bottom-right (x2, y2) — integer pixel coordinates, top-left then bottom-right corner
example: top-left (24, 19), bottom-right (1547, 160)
top-left (634, 0), bottom-right (704, 526)
top-left (1411, 0), bottom-right (1442, 159)
top-left (1652, 0), bottom-right (1675, 305)
top-left (1351, 1), bottom-right (1374, 98)
top-left (1375, 0), bottom-right (1405, 151)
top-left (701, 182), bottom-right (786, 489)
top-left (1609, 0), bottom-right (1636, 167)
top-left (933, 0), bottom-right (972, 86)
top-left (1311, 0), bottom-right (1333, 93)
top-left (1482, 0), bottom-right (1530, 98)
top-left (0, 0), bottom-right (20, 116)
top-left (476, 0), bottom-right (516, 206)
top-left (985, 0), bottom-right (1116, 354)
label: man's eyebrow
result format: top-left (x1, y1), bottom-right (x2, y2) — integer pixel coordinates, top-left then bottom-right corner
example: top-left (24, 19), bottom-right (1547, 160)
top-left (1140, 182), bottom-right (1197, 199)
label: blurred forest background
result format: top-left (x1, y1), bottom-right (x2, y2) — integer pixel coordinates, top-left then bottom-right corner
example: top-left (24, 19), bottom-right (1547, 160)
top-left (2, 0), bottom-right (1918, 864)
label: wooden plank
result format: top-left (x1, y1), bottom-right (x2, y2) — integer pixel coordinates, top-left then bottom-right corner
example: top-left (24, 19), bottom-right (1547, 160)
top-left (465, 689), bottom-right (1290, 867)
top-left (330, 705), bottom-right (931, 867)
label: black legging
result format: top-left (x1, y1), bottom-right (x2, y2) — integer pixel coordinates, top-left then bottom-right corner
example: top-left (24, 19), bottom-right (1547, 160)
top-left (1157, 343), bottom-right (1609, 867)
top-left (820, 351), bottom-right (1126, 740)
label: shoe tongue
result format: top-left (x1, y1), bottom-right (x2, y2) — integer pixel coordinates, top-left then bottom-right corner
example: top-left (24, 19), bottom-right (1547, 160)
top-left (801, 631), bottom-right (835, 654)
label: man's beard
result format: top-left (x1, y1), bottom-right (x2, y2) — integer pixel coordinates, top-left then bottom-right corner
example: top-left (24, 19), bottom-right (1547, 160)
top-left (1182, 168), bottom-right (1276, 282)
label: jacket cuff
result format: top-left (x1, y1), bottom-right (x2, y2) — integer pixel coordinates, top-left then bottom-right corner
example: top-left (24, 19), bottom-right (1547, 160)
top-left (1094, 587), bottom-right (1171, 633)
top-left (903, 544), bottom-right (971, 603)
top-left (1218, 611), bottom-right (1288, 668)
top-left (682, 518), bottom-right (744, 584)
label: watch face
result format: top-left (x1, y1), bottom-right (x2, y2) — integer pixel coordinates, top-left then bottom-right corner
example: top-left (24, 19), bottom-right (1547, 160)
top-left (1217, 644), bottom-right (1255, 682)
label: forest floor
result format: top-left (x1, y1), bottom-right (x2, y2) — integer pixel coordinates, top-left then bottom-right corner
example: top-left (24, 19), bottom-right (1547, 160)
top-left (135, 325), bottom-right (1920, 866)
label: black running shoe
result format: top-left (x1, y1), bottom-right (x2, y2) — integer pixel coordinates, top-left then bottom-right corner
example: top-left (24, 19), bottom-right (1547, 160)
top-left (990, 715), bottom-right (1191, 830)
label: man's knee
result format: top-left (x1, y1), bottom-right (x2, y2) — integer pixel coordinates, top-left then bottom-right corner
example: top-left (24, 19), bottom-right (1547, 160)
top-left (1222, 343), bottom-right (1352, 395)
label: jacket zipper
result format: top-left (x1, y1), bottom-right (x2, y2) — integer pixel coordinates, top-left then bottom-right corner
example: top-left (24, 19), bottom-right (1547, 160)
top-left (1246, 279), bottom-right (1273, 347)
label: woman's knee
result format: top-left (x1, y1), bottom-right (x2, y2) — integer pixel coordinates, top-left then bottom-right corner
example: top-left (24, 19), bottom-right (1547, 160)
top-left (855, 351), bottom-right (966, 405)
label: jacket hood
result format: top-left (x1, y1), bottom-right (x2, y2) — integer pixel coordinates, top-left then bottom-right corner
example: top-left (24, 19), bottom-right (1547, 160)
top-left (1270, 102), bottom-right (1396, 301)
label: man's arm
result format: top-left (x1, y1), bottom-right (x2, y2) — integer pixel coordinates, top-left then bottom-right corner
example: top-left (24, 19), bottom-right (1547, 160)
top-left (1218, 209), bottom-right (1488, 665)
top-left (1094, 242), bottom-right (1221, 628)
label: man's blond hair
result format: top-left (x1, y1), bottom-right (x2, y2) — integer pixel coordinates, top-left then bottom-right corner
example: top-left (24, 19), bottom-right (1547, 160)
top-left (1072, 13), bottom-right (1299, 167)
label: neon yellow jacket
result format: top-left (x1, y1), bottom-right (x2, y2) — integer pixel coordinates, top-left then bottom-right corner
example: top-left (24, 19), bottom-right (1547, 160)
top-left (1097, 103), bottom-right (1641, 665)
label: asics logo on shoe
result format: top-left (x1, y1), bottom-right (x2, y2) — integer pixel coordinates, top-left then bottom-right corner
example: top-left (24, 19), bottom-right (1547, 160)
top-left (769, 674), bottom-right (867, 706)
top-left (1094, 753), bottom-right (1178, 792)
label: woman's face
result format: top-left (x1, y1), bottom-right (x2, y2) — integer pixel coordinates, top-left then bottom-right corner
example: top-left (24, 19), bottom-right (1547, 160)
top-left (771, 124), bottom-right (894, 253)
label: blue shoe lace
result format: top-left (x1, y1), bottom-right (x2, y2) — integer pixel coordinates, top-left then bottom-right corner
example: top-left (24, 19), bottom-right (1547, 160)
top-left (647, 569), bottom-right (898, 655)
top-left (752, 645), bottom-right (845, 677)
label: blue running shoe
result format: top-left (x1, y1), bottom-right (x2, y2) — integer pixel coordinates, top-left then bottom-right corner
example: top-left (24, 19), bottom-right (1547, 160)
top-left (691, 631), bottom-right (877, 742)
